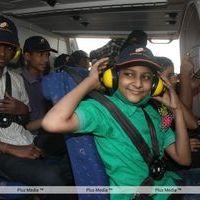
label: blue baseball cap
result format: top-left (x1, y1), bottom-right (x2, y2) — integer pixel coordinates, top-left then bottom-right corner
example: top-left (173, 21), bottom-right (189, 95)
top-left (23, 36), bottom-right (58, 53)
top-left (116, 46), bottom-right (161, 72)
top-left (0, 16), bottom-right (19, 47)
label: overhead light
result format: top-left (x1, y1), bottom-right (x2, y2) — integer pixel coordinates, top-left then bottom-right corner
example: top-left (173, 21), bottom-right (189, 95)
top-left (149, 39), bottom-right (172, 44)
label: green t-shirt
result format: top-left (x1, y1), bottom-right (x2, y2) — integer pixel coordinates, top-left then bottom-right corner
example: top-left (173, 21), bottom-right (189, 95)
top-left (75, 90), bottom-right (180, 200)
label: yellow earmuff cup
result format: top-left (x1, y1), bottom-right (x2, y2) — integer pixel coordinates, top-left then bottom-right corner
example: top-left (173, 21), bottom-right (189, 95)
top-left (152, 77), bottom-right (165, 97)
top-left (102, 68), bottom-right (113, 88)
top-left (11, 48), bottom-right (21, 63)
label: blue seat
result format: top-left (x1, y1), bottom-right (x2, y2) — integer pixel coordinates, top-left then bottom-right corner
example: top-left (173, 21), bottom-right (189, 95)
top-left (66, 134), bottom-right (109, 200)
top-left (42, 70), bottom-right (110, 200)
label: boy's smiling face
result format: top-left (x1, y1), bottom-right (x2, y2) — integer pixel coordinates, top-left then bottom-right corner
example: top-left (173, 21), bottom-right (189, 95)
top-left (118, 65), bottom-right (153, 103)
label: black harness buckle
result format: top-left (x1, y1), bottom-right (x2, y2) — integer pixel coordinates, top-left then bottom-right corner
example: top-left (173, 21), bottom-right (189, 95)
top-left (149, 158), bottom-right (166, 180)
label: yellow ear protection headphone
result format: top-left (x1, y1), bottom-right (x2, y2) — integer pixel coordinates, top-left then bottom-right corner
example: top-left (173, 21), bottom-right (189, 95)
top-left (100, 67), bottom-right (118, 89)
top-left (10, 48), bottom-right (21, 63)
top-left (151, 75), bottom-right (167, 97)
top-left (100, 68), bottom-right (166, 97)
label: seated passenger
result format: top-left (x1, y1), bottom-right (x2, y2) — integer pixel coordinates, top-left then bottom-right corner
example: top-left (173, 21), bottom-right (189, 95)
top-left (67, 50), bottom-right (90, 69)
top-left (0, 16), bottom-right (34, 159)
top-left (42, 50), bottom-right (89, 104)
top-left (155, 56), bottom-right (197, 130)
top-left (156, 56), bottom-right (200, 200)
top-left (179, 55), bottom-right (200, 120)
top-left (0, 16), bottom-right (72, 193)
top-left (21, 36), bottom-right (75, 160)
top-left (42, 46), bottom-right (191, 200)
top-left (54, 53), bottom-right (70, 72)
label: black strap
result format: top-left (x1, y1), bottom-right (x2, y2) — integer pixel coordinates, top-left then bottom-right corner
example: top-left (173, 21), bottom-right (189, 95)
top-left (143, 109), bottom-right (160, 158)
top-left (134, 176), bottom-right (154, 200)
top-left (89, 95), bottom-right (158, 200)
top-left (5, 72), bottom-right (12, 96)
top-left (89, 91), bottom-right (154, 165)
top-left (3, 72), bottom-right (27, 127)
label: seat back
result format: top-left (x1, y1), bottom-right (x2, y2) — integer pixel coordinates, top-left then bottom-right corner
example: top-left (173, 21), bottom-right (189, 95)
top-left (66, 135), bottom-right (109, 200)
top-left (42, 70), bottom-right (109, 200)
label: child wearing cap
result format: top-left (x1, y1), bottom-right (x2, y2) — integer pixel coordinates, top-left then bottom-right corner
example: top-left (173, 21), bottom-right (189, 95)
top-left (42, 46), bottom-right (191, 200)
top-left (22, 36), bottom-right (57, 121)
top-left (21, 35), bottom-right (75, 186)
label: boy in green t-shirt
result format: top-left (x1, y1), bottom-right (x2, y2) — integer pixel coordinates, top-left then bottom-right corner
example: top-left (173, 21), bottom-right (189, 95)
top-left (42, 46), bottom-right (191, 200)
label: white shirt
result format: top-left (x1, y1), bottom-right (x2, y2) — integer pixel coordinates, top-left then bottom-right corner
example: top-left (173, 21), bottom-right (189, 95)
top-left (0, 67), bottom-right (34, 145)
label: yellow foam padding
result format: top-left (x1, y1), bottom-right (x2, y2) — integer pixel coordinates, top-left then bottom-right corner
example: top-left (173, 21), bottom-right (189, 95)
top-left (102, 69), bottom-right (113, 88)
top-left (152, 77), bottom-right (165, 96)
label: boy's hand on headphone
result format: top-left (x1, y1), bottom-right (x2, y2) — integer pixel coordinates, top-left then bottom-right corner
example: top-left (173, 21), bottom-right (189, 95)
top-left (153, 74), bottom-right (181, 110)
top-left (89, 57), bottom-right (109, 89)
